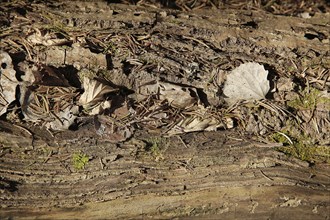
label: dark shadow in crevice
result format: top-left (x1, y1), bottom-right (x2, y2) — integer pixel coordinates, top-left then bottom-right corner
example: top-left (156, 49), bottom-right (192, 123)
top-left (196, 88), bottom-right (210, 107)
top-left (58, 65), bottom-right (81, 88)
top-left (304, 32), bottom-right (326, 41)
top-left (263, 63), bottom-right (278, 100)
top-left (122, 60), bottom-right (134, 76)
top-left (10, 51), bottom-right (26, 81)
top-left (0, 177), bottom-right (20, 192)
top-left (106, 54), bottom-right (114, 70)
top-left (242, 21), bottom-right (258, 29)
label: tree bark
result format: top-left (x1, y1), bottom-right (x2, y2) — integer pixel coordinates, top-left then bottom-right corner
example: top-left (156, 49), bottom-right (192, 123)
top-left (1, 121), bottom-right (329, 219)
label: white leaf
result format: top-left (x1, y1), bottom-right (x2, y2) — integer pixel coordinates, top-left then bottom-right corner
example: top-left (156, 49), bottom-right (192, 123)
top-left (0, 52), bottom-right (18, 116)
top-left (223, 62), bottom-right (270, 104)
top-left (167, 108), bottom-right (234, 135)
top-left (79, 77), bottom-right (117, 113)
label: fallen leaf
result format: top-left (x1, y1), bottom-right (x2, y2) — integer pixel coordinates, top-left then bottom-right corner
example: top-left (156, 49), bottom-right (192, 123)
top-left (94, 115), bottom-right (134, 143)
top-left (137, 81), bottom-right (199, 109)
top-left (0, 52), bottom-right (18, 116)
top-left (223, 62), bottom-right (270, 104)
top-left (167, 108), bottom-right (234, 135)
top-left (20, 85), bottom-right (79, 130)
top-left (79, 77), bottom-right (118, 114)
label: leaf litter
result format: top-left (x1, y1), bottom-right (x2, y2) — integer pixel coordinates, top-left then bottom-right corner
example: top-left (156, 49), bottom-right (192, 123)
top-left (0, 1), bottom-right (329, 163)
top-left (0, 49), bottom-right (237, 140)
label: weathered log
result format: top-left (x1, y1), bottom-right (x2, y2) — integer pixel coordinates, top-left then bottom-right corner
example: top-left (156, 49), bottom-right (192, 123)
top-left (0, 1), bottom-right (329, 219)
top-left (0, 120), bottom-right (329, 219)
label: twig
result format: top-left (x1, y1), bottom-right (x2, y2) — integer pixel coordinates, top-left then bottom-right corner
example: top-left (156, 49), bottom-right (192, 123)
top-left (276, 131), bottom-right (293, 145)
top-left (43, 150), bottom-right (53, 163)
top-left (99, 157), bottom-right (105, 170)
top-left (13, 124), bottom-right (32, 136)
top-left (260, 170), bottom-right (274, 181)
top-left (177, 135), bottom-right (188, 148)
top-left (182, 35), bottom-right (210, 48)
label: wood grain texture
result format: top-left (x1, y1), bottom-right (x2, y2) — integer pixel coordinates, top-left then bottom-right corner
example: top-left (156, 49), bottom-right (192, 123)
top-left (0, 1), bottom-right (329, 219)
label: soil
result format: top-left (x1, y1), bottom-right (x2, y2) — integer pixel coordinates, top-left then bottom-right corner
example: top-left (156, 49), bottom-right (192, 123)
top-left (0, 0), bottom-right (329, 219)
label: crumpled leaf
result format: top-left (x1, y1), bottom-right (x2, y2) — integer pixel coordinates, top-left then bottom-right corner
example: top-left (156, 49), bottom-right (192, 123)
top-left (18, 63), bottom-right (72, 87)
top-left (17, 61), bottom-right (38, 86)
top-left (20, 85), bottom-right (79, 130)
top-left (0, 52), bottom-right (18, 116)
top-left (223, 62), bottom-right (270, 104)
top-left (89, 100), bottom-right (112, 115)
top-left (44, 105), bottom-right (79, 130)
top-left (79, 77), bottom-right (118, 115)
top-left (137, 81), bottom-right (199, 109)
top-left (167, 108), bottom-right (234, 135)
top-left (111, 101), bottom-right (133, 119)
top-left (94, 115), bottom-right (134, 143)
top-left (26, 28), bottom-right (70, 46)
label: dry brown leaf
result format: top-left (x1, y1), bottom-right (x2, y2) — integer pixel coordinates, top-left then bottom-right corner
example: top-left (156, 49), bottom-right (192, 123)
top-left (137, 81), bottom-right (199, 109)
top-left (111, 102), bottom-right (131, 119)
top-left (94, 115), bottom-right (134, 143)
top-left (20, 85), bottom-right (79, 130)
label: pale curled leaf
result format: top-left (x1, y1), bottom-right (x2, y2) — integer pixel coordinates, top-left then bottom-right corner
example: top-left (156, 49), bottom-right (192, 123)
top-left (223, 62), bottom-right (270, 104)
top-left (166, 108), bottom-right (234, 135)
top-left (79, 77), bottom-right (118, 114)
top-left (26, 28), bottom-right (69, 46)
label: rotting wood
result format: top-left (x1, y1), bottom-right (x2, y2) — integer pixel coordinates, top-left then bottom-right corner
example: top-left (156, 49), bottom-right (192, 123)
top-left (0, 126), bottom-right (329, 219)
